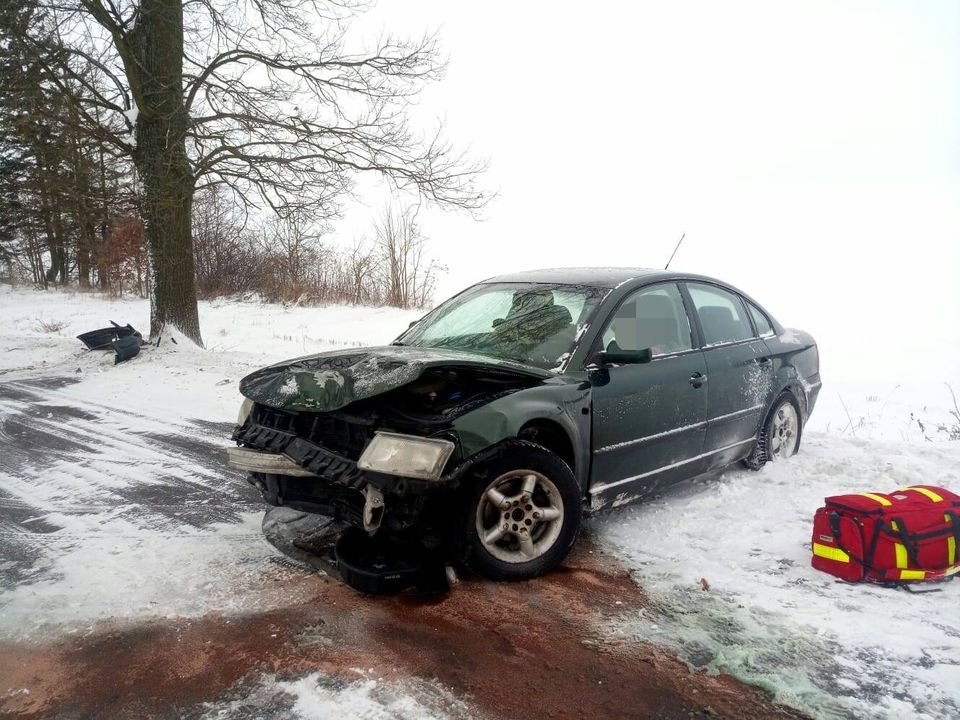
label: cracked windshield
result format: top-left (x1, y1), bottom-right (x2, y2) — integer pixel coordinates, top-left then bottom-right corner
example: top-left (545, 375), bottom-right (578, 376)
top-left (400, 283), bottom-right (603, 370)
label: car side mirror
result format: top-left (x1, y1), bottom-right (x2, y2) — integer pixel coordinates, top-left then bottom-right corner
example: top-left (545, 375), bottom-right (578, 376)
top-left (596, 348), bottom-right (653, 366)
top-left (408, 320), bottom-right (418, 328)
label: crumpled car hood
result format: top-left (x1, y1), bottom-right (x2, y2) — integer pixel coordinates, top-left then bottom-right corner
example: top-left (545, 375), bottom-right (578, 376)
top-left (239, 345), bottom-right (552, 412)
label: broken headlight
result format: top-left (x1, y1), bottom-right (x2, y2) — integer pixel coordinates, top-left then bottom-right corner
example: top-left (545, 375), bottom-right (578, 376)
top-left (237, 397), bottom-right (253, 426)
top-left (357, 431), bottom-right (455, 481)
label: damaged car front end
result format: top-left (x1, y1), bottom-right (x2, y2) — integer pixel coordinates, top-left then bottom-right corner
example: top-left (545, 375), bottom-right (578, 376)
top-left (229, 280), bottom-right (605, 591)
top-left (230, 348), bottom-right (564, 532)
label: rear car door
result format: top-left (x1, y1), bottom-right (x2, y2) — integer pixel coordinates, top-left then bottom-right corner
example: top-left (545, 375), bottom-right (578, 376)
top-left (683, 282), bottom-right (774, 468)
top-left (589, 282), bottom-right (708, 508)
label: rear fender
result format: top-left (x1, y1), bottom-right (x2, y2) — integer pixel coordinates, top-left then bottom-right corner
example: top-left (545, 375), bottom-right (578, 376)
top-left (763, 328), bottom-right (820, 422)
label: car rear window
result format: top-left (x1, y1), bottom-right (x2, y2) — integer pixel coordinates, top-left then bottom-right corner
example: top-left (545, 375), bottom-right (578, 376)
top-left (686, 283), bottom-right (753, 346)
top-left (746, 301), bottom-right (774, 336)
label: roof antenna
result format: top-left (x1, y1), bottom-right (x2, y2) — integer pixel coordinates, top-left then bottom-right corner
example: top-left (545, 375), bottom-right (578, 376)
top-left (664, 232), bottom-right (686, 270)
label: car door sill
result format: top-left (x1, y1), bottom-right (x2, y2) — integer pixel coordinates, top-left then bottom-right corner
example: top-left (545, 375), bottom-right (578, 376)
top-left (589, 437), bottom-right (755, 495)
top-left (595, 404), bottom-right (764, 454)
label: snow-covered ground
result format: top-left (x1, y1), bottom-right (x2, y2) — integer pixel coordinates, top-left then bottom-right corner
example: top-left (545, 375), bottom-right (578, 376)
top-left (594, 434), bottom-right (960, 720)
top-left (591, 375), bottom-right (960, 718)
top-left (1, 285), bottom-right (959, 720)
top-left (0, 287), bottom-right (422, 641)
top-left (203, 671), bottom-right (476, 720)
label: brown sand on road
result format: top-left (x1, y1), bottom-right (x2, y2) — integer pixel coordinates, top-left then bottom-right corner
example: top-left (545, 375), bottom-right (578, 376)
top-left (0, 538), bottom-right (805, 720)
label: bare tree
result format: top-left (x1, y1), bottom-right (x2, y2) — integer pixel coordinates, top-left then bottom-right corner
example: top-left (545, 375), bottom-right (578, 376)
top-left (260, 211), bottom-right (324, 297)
top-left (21, 0), bottom-right (487, 344)
top-left (193, 185), bottom-right (249, 296)
top-left (97, 216), bottom-right (147, 297)
top-left (345, 237), bottom-right (380, 305)
top-left (2, 0), bottom-right (141, 291)
top-left (374, 204), bottom-right (442, 310)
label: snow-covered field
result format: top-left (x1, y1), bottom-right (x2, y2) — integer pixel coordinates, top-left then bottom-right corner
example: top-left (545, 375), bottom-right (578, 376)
top-left (1, 285), bottom-right (959, 720)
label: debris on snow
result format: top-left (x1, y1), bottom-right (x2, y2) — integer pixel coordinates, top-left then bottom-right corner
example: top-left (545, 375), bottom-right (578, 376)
top-left (76, 321), bottom-right (142, 350)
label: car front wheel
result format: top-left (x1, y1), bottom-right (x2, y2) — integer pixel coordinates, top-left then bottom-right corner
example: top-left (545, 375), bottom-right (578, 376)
top-left (460, 443), bottom-right (581, 581)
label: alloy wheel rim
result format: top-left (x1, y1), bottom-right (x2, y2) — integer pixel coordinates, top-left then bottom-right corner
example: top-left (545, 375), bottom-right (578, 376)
top-left (475, 469), bottom-right (564, 564)
top-left (769, 402), bottom-right (799, 459)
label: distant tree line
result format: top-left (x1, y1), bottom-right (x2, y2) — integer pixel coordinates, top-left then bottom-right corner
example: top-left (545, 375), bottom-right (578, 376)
top-left (191, 189), bottom-right (443, 308)
top-left (0, 0), bottom-right (484, 337)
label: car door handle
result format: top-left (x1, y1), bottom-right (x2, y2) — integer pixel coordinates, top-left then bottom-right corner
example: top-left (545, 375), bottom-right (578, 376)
top-left (689, 372), bottom-right (707, 388)
top-left (756, 357), bottom-right (771, 365)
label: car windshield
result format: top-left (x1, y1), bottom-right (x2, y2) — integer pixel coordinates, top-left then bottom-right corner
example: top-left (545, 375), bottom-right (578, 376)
top-left (399, 282), bottom-right (605, 370)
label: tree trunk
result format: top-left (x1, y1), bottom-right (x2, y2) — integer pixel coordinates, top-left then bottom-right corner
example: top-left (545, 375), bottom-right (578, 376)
top-left (37, 159), bottom-right (66, 285)
top-left (130, 0), bottom-right (202, 345)
top-left (71, 134), bottom-right (94, 288)
top-left (97, 132), bottom-right (109, 290)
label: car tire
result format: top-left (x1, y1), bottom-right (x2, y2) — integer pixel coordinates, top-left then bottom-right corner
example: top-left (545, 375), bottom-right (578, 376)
top-left (459, 441), bottom-right (581, 581)
top-left (743, 392), bottom-right (803, 471)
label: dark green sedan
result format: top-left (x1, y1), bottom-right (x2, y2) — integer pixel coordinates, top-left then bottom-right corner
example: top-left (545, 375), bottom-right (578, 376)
top-left (229, 268), bottom-right (820, 584)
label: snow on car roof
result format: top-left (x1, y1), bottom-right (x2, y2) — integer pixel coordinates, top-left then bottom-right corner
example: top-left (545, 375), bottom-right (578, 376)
top-left (481, 267), bottom-right (665, 287)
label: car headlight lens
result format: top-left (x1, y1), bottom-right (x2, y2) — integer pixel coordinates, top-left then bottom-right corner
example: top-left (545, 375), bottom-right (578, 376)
top-left (237, 397), bottom-right (254, 426)
top-left (357, 431), bottom-right (455, 481)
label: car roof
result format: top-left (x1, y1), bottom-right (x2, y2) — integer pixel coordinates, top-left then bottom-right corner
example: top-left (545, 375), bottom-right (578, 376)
top-left (481, 267), bottom-right (668, 287)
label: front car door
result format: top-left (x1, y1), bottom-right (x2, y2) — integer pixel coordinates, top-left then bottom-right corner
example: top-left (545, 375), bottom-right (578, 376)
top-left (683, 282), bottom-right (776, 470)
top-left (588, 282), bottom-right (708, 510)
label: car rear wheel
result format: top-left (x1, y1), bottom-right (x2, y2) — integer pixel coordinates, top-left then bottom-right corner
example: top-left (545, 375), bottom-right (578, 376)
top-left (743, 393), bottom-right (803, 470)
top-left (460, 443), bottom-right (581, 581)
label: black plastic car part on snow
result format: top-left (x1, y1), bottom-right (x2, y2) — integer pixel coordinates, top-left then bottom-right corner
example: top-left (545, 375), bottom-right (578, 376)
top-left (77, 321), bottom-right (142, 350)
top-left (77, 321), bottom-right (145, 364)
top-left (334, 528), bottom-right (450, 594)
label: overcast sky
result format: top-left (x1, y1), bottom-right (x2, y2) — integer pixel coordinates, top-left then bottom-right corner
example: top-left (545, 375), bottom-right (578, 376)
top-left (337, 1), bottom-right (959, 382)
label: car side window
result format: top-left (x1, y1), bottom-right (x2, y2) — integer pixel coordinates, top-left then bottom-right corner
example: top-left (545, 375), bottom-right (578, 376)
top-left (601, 283), bottom-right (694, 356)
top-left (686, 283), bottom-right (753, 346)
top-left (745, 300), bottom-right (773, 336)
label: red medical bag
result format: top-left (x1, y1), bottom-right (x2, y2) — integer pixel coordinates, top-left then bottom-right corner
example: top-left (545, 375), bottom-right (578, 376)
top-left (811, 486), bottom-right (960, 583)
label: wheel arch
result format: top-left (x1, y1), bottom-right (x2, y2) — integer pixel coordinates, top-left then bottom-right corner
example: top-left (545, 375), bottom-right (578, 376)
top-left (518, 418), bottom-right (576, 475)
top-left (762, 384), bottom-right (806, 445)
top-left (450, 382), bottom-right (592, 491)
top-left (743, 385), bottom-right (805, 471)
top-left (778, 380), bottom-right (810, 422)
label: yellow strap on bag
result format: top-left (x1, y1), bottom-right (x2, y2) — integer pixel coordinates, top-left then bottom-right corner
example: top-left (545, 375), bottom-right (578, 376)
top-left (813, 543), bottom-right (850, 563)
top-left (947, 514), bottom-right (957, 566)
top-left (859, 493), bottom-right (892, 506)
top-left (898, 487), bottom-right (944, 503)
top-left (889, 521), bottom-right (909, 569)
top-left (900, 570), bottom-right (927, 581)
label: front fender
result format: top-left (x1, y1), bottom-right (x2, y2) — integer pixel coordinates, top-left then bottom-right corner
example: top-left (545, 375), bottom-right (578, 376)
top-left (451, 380), bottom-right (592, 491)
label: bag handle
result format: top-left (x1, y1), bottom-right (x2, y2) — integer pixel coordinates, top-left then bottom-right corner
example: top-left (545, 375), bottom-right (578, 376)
top-left (880, 516), bottom-right (921, 568)
top-left (947, 511), bottom-right (960, 543)
top-left (828, 512), bottom-right (876, 572)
